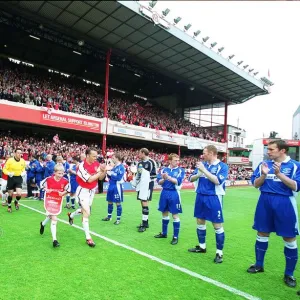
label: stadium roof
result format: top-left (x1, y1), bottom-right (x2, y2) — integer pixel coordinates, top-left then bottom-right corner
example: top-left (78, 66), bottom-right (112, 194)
top-left (0, 0), bottom-right (271, 106)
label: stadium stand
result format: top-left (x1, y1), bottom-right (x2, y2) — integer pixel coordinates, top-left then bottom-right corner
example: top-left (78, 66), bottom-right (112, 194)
top-left (0, 127), bottom-right (199, 173)
top-left (0, 128), bottom-right (250, 181)
top-left (0, 60), bottom-right (219, 141)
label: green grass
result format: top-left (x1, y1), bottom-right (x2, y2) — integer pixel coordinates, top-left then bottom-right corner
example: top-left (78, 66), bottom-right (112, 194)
top-left (0, 188), bottom-right (299, 300)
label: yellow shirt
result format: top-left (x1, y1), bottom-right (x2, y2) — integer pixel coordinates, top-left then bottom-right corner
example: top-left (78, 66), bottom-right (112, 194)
top-left (3, 157), bottom-right (26, 176)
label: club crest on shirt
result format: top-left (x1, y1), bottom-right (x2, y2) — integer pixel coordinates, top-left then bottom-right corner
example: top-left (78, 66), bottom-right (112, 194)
top-left (210, 167), bottom-right (217, 174)
top-left (282, 168), bottom-right (291, 176)
top-left (145, 163), bottom-right (149, 169)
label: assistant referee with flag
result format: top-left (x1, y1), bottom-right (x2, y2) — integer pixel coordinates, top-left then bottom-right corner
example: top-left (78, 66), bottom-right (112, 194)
top-left (3, 148), bottom-right (26, 213)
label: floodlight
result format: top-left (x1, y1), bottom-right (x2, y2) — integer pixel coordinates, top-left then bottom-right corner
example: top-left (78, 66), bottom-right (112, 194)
top-left (254, 71), bottom-right (259, 76)
top-left (162, 8), bottom-right (170, 17)
top-left (218, 47), bottom-right (224, 53)
top-left (261, 77), bottom-right (274, 86)
top-left (237, 61), bottom-right (243, 65)
top-left (210, 42), bottom-right (217, 48)
top-left (184, 23), bottom-right (192, 31)
top-left (193, 30), bottom-right (200, 37)
top-left (228, 54), bottom-right (235, 60)
top-left (149, 1), bottom-right (157, 8)
top-left (249, 68), bottom-right (254, 73)
top-left (78, 40), bottom-right (85, 46)
top-left (202, 36), bottom-right (209, 42)
top-left (243, 65), bottom-right (249, 69)
top-left (173, 17), bottom-right (181, 24)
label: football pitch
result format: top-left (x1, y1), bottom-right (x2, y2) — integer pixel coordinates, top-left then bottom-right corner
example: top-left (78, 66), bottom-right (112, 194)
top-left (1, 187), bottom-right (299, 300)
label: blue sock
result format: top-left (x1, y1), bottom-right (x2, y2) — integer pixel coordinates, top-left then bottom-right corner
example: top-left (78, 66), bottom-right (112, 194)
top-left (197, 224), bottom-right (206, 247)
top-left (284, 241), bottom-right (298, 276)
top-left (162, 216), bottom-right (170, 235)
top-left (66, 195), bottom-right (70, 204)
top-left (71, 198), bottom-right (75, 207)
top-left (255, 235), bottom-right (269, 267)
top-left (117, 205), bottom-right (122, 221)
top-left (215, 227), bottom-right (225, 251)
top-left (108, 203), bottom-right (113, 219)
top-left (173, 218), bottom-right (180, 239)
top-left (40, 190), bottom-right (44, 200)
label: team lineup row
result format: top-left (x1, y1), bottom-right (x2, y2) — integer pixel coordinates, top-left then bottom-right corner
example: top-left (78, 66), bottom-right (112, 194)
top-left (1, 141), bottom-right (300, 290)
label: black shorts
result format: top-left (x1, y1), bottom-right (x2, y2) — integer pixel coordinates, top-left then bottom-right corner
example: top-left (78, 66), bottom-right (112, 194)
top-left (137, 181), bottom-right (154, 201)
top-left (7, 176), bottom-right (23, 191)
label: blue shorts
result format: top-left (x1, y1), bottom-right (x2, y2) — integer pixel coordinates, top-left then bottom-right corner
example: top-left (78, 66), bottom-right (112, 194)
top-left (36, 180), bottom-right (42, 188)
top-left (253, 192), bottom-right (299, 237)
top-left (70, 181), bottom-right (79, 194)
top-left (194, 193), bottom-right (224, 223)
top-left (107, 185), bottom-right (123, 203)
top-left (158, 189), bottom-right (182, 214)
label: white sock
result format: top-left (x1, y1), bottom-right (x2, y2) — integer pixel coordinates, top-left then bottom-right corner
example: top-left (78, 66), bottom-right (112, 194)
top-left (42, 216), bottom-right (50, 226)
top-left (200, 243), bottom-right (206, 249)
top-left (51, 220), bottom-right (57, 241)
top-left (216, 249), bottom-right (223, 256)
top-left (71, 209), bottom-right (82, 219)
top-left (82, 217), bottom-right (91, 240)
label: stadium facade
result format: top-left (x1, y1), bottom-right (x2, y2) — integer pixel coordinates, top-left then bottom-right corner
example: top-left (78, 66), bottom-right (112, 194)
top-left (0, 0), bottom-right (273, 158)
top-left (293, 105), bottom-right (300, 140)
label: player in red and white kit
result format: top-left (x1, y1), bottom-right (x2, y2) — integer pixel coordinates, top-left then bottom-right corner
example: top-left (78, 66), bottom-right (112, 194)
top-left (67, 148), bottom-right (109, 247)
top-left (0, 155), bottom-right (10, 206)
top-left (39, 165), bottom-right (70, 248)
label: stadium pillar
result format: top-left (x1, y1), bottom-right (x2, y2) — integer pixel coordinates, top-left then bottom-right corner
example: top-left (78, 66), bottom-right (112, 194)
top-left (224, 102), bottom-right (228, 163)
top-left (178, 145), bottom-right (181, 157)
top-left (102, 48), bottom-right (112, 156)
top-left (210, 103), bottom-right (213, 134)
top-left (224, 101), bottom-right (228, 142)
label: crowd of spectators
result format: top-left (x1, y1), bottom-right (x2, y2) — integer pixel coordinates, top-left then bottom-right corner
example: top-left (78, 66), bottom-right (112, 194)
top-left (1, 130), bottom-right (251, 181)
top-left (0, 129), bottom-right (198, 170)
top-left (228, 164), bottom-right (252, 181)
top-left (0, 60), bottom-right (222, 141)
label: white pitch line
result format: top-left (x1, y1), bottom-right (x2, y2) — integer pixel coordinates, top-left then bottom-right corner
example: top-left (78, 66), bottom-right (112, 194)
top-left (20, 202), bottom-right (260, 300)
top-left (21, 200), bottom-right (42, 202)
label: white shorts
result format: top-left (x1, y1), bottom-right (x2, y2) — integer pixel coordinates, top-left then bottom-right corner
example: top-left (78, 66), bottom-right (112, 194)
top-left (1, 179), bottom-right (7, 191)
top-left (76, 186), bottom-right (96, 209)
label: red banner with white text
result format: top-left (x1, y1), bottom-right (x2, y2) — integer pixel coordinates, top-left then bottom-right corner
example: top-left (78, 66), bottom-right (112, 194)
top-left (0, 102), bottom-right (101, 133)
top-left (263, 139), bottom-right (300, 146)
top-left (44, 191), bottom-right (63, 215)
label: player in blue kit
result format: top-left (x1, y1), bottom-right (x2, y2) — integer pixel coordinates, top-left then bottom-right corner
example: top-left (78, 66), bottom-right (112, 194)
top-left (247, 140), bottom-right (300, 288)
top-left (35, 156), bottom-right (45, 200)
top-left (68, 156), bottom-right (80, 209)
top-left (102, 153), bottom-right (125, 225)
top-left (188, 145), bottom-right (228, 263)
top-left (154, 153), bottom-right (185, 245)
top-left (40, 154), bottom-right (55, 200)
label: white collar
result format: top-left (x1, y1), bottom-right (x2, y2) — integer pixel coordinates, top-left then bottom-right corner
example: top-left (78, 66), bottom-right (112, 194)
top-left (272, 156), bottom-right (291, 163)
top-left (169, 166), bottom-right (179, 170)
top-left (207, 159), bottom-right (220, 166)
